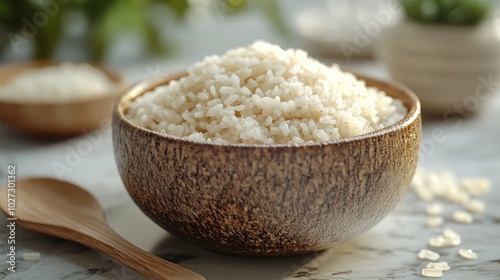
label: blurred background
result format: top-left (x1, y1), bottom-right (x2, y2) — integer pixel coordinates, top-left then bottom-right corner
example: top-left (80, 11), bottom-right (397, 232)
top-left (0, 0), bottom-right (296, 64)
top-left (1, 0), bottom-right (500, 152)
top-left (2, 0), bottom-right (500, 117)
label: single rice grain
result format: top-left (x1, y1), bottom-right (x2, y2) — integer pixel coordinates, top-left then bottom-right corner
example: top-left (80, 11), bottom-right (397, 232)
top-left (422, 268), bottom-right (443, 278)
top-left (418, 249), bottom-right (440, 261)
top-left (453, 211), bottom-right (473, 224)
top-left (426, 262), bottom-right (450, 271)
top-left (0, 63), bottom-right (114, 102)
top-left (426, 216), bottom-right (443, 228)
top-left (458, 248), bottom-right (478, 260)
top-left (22, 252), bottom-right (40, 261)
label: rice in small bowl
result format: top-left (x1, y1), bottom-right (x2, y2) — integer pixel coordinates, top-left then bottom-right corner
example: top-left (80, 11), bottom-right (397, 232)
top-left (126, 41), bottom-right (407, 144)
top-left (113, 41), bottom-right (421, 256)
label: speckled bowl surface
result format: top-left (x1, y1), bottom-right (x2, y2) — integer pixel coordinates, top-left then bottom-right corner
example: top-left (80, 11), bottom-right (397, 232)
top-left (0, 60), bottom-right (126, 137)
top-left (113, 73), bottom-right (421, 256)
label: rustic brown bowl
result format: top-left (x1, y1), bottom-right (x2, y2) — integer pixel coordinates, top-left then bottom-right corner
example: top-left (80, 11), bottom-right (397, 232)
top-left (0, 60), bottom-right (127, 137)
top-left (113, 72), bottom-right (421, 256)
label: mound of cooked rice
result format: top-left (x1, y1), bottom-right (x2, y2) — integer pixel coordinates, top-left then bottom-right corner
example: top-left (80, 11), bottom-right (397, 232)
top-left (126, 41), bottom-right (407, 145)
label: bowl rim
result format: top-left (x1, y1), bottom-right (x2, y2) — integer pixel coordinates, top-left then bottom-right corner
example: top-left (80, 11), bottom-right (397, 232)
top-left (115, 72), bottom-right (420, 148)
top-left (0, 60), bottom-right (127, 106)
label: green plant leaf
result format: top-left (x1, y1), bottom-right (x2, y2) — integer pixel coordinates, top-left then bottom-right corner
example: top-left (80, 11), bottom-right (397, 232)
top-left (89, 0), bottom-right (149, 60)
top-left (88, 1), bottom-right (120, 61)
top-left (0, 1), bottom-right (11, 21)
top-left (103, 0), bottom-right (146, 31)
top-left (79, 0), bottom-right (117, 21)
top-left (227, 0), bottom-right (247, 13)
top-left (33, 7), bottom-right (65, 58)
top-left (3, 1), bottom-right (38, 31)
top-left (143, 19), bottom-right (173, 56)
top-left (89, 25), bottom-right (110, 62)
top-left (254, 0), bottom-right (289, 36)
top-left (159, 0), bottom-right (189, 20)
top-left (400, 0), bottom-right (492, 25)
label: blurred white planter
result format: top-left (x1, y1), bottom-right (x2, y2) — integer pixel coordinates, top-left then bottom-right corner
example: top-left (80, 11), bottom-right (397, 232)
top-left (379, 19), bottom-right (500, 115)
top-left (294, 0), bottom-right (401, 61)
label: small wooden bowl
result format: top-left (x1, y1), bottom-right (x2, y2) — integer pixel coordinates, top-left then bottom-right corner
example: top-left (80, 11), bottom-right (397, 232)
top-left (0, 60), bottom-right (127, 137)
top-left (113, 73), bottom-right (421, 256)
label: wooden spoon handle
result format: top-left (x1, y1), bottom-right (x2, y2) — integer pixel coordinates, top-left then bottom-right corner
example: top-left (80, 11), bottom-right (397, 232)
top-left (19, 220), bottom-right (205, 280)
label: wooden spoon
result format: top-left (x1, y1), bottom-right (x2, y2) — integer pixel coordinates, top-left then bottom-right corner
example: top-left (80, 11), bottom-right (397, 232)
top-left (0, 178), bottom-right (205, 280)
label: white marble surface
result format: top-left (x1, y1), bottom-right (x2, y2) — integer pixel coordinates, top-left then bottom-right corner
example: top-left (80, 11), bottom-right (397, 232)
top-left (1, 4), bottom-right (500, 279)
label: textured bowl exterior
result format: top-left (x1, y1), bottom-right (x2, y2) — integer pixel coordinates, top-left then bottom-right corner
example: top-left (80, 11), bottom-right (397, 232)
top-left (113, 73), bottom-right (421, 256)
top-left (0, 60), bottom-right (127, 137)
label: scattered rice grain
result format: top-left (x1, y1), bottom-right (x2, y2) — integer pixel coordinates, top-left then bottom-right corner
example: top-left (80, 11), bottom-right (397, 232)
top-left (422, 268), bottom-right (443, 278)
top-left (418, 249), bottom-right (440, 261)
top-left (461, 178), bottom-right (491, 196)
top-left (426, 203), bottom-right (443, 216)
top-left (429, 233), bottom-right (460, 247)
top-left (429, 235), bottom-right (447, 247)
top-left (411, 169), bottom-right (491, 204)
top-left (442, 228), bottom-right (461, 246)
top-left (453, 210), bottom-right (473, 224)
top-left (22, 252), bottom-right (40, 261)
top-left (426, 262), bottom-right (450, 271)
top-left (466, 199), bottom-right (485, 213)
top-left (426, 216), bottom-right (444, 228)
top-left (458, 248), bottom-right (478, 260)
top-left (442, 228), bottom-right (460, 240)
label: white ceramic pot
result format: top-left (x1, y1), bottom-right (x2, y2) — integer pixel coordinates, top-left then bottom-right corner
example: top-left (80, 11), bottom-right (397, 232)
top-left (379, 19), bottom-right (500, 115)
top-left (294, 0), bottom-right (402, 60)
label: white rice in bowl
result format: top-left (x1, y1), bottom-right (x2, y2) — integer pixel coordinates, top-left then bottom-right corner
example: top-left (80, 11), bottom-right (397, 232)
top-left (126, 41), bottom-right (407, 145)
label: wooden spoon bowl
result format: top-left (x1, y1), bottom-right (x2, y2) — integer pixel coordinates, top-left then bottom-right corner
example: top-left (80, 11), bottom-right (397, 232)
top-left (0, 60), bottom-right (127, 137)
top-left (113, 73), bottom-right (421, 256)
top-left (0, 178), bottom-right (205, 280)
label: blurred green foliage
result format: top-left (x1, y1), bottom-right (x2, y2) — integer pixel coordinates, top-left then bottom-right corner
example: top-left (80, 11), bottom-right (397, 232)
top-left (400, 0), bottom-right (492, 25)
top-left (0, 0), bottom-right (287, 61)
